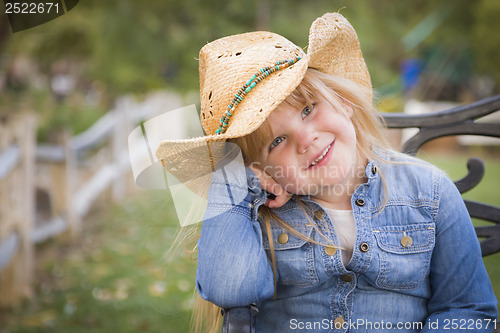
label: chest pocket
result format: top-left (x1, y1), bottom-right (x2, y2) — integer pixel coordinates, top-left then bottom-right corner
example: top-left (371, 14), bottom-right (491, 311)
top-left (374, 222), bottom-right (435, 291)
top-left (262, 223), bottom-right (318, 287)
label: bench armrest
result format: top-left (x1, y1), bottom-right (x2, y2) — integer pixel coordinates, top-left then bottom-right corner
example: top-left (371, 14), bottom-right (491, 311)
top-left (222, 305), bottom-right (259, 333)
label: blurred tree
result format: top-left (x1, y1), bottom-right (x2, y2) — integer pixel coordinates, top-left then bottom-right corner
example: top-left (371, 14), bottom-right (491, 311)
top-left (472, 0), bottom-right (500, 83)
top-left (1, 0), bottom-right (497, 100)
top-left (0, 15), bottom-right (10, 55)
top-left (2, 0), bottom-right (260, 96)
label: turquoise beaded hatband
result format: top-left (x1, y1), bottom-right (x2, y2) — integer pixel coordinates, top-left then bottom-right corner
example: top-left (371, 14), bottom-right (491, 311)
top-left (215, 56), bottom-right (302, 135)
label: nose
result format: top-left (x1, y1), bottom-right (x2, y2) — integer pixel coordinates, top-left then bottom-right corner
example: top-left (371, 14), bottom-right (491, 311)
top-left (295, 128), bottom-right (318, 154)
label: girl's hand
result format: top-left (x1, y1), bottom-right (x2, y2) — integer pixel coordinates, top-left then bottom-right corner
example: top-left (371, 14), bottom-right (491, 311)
top-left (248, 164), bottom-right (292, 208)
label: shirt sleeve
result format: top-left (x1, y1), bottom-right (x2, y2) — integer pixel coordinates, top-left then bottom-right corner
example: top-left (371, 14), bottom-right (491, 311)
top-left (422, 171), bottom-right (498, 332)
top-left (195, 167), bottom-right (276, 308)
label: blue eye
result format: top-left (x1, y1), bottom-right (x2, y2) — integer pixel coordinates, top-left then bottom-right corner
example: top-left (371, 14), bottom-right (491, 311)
top-left (301, 105), bottom-right (312, 119)
top-left (269, 136), bottom-right (284, 151)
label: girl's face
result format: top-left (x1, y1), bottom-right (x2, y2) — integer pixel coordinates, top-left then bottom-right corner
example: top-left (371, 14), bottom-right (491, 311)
top-left (255, 95), bottom-right (365, 206)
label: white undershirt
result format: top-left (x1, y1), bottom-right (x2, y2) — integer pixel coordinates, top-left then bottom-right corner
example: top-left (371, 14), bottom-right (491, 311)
top-left (323, 208), bottom-right (356, 265)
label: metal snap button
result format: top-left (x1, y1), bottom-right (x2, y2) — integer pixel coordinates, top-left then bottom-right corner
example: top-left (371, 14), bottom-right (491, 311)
top-left (359, 242), bottom-right (369, 252)
top-left (401, 235), bottom-right (413, 248)
top-left (277, 233), bottom-right (289, 244)
top-left (313, 209), bottom-right (324, 220)
top-left (334, 316), bottom-right (345, 329)
top-left (355, 198), bottom-right (365, 207)
top-left (324, 246), bottom-right (336, 256)
top-left (372, 165), bottom-right (378, 175)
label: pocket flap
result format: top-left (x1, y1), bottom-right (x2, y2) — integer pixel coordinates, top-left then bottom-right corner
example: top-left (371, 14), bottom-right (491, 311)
top-left (374, 223), bottom-right (435, 254)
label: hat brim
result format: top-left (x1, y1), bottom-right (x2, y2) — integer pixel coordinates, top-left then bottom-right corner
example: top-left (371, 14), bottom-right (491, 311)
top-left (155, 55), bottom-right (309, 180)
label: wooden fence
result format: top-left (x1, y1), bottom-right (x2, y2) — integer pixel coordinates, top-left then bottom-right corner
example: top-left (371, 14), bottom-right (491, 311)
top-left (0, 91), bottom-right (184, 306)
top-left (0, 113), bottom-right (36, 306)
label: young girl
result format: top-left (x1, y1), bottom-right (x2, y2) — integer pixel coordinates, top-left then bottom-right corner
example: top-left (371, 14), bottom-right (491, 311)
top-left (155, 13), bottom-right (497, 332)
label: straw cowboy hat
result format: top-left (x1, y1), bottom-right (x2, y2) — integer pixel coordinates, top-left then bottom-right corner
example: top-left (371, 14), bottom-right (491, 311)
top-left (155, 12), bottom-right (370, 181)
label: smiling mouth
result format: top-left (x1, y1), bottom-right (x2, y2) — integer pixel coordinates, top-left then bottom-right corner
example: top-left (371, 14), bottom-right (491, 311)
top-left (309, 143), bottom-right (332, 167)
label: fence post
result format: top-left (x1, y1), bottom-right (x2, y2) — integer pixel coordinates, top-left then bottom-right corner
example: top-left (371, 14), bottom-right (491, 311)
top-left (49, 130), bottom-right (79, 238)
top-left (0, 113), bottom-right (36, 307)
top-left (112, 97), bottom-right (133, 202)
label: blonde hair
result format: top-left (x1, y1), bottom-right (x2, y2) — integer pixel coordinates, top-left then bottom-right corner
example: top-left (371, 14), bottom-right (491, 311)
top-left (235, 68), bottom-right (391, 165)
top-left (191, 68), bottom-right (392, 333)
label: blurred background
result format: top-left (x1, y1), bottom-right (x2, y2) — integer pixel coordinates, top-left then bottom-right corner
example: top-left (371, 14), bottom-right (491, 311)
top-left (0, 0), bottom-right (499, 332)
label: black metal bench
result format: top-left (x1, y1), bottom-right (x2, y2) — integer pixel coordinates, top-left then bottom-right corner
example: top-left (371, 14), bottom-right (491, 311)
top-left (222, 94), bottom-right (500, 332)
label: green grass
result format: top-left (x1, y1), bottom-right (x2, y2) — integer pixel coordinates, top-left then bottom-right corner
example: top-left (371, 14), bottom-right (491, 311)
top-left (0, 190), bottom-right (197, 333)
top-left (1, 151), bottom-right (498, 332)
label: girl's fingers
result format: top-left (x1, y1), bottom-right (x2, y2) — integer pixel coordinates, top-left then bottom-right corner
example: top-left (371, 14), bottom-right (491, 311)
top-left (266, 191), bottom-right (292, 208)
top-left (248, 165), bottom-right (291, 208)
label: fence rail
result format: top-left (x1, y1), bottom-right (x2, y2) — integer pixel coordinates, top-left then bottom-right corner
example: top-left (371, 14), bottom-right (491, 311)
top-left (0, 91), bottom-right (184, 306)
top-left (0, 146), bottom-right (20, 179)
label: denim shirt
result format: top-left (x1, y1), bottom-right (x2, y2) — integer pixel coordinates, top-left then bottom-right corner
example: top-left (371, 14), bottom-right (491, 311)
top-left (196, 152), bottom-right (498, 332)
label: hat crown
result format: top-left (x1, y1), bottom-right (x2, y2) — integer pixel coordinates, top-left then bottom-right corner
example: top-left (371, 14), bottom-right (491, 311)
top-left (307, 13), bottom-right (371, 90)
top-left (198, 31), bottom-right (305, 136)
